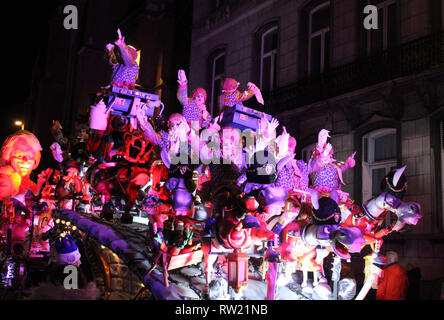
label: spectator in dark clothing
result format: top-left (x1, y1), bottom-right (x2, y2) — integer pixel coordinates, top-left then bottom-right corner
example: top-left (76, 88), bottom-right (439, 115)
top-left (406, 263), bottom-right (421, 300)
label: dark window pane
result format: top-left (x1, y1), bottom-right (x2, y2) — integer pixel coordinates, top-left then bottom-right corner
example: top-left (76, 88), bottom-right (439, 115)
top-left (215, 55), bottom-right (225, 75)
top-left (212, 78), bottom-right (222, 115)
top-left (371, 9), bottom-right (384, 53)
top-left (374, 133), bottom-right (396, 161)
top-left (440, 119), bottom-right (443, 150)
top-left (272, 53), bottom-right (277, 90)
top-left (388, 3), bottom-right (397, 48)
top-left (312, 6), bottom-right (330, 33)
top-left (364, 138), bottom-right (368, 162)
top-left (264, 30), bottom-right (278, 53)
top-left (324, 31), bottom-right (330, 71)
top-left (262, 56), bottom-right (271, 92)
top-left (311, 35), bottom-right (321, 74)
top-left (372, 168), bottom-right (386, 196)
top-left (212, 0), bottom-right (224, 10)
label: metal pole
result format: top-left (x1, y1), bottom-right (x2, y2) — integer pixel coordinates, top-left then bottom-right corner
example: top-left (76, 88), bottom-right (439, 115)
top-left (331, 254), bottom-right (341, 300)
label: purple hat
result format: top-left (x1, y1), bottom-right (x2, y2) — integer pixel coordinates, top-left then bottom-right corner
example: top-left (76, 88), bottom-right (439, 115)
top-left (172, 188), bottom-right (193, 211)
top-left (55, 234), bottom-right (81, 265)
top-left (312, 197), bottom-right (341, 225)
top-left (372, 255), bottom-right (387, 269)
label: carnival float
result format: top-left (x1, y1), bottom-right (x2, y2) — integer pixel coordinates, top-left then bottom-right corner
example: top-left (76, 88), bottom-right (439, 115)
top-left (0, 29), bottom-right (423, 300)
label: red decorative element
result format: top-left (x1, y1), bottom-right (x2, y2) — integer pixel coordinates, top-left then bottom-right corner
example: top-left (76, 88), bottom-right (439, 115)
top-left (227, 223), bottom-right (249, 249)
top-left (119, 131), bottom-right (153, 164)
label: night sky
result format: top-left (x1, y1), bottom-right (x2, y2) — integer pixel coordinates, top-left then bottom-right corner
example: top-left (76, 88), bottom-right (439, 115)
top-left (1, 1), bottom-right (57, 143)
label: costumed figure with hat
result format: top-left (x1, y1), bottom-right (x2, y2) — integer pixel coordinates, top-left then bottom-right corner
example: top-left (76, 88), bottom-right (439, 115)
top-left (273, 127), bottom-right (323, 238)
top-left (136, 108), bottom-right (218, 211)
top-left (54, 233), bottom-right (81, 266)
top-left (308, 129), bottom-right (356, 210)
top-left (106, 29), bottom-right (140, 90)
top-left (197, 125), bottom-right (251, 239)
top-left (177, 69), bottom-right (212, 130)
top-left (219, 77), bottom-right (264, 113)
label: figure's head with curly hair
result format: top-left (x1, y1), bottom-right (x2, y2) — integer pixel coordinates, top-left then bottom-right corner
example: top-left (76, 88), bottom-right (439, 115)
top-left (1, 130), bottom-right (42, 177)
top-left (191, 88), bottom-right (207, 107)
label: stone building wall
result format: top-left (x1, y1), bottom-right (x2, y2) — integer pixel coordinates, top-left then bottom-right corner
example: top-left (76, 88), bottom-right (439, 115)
top-left (188, 0), bottom-right (444, 299)
top-left (86, 240), bottom-right (146, 300)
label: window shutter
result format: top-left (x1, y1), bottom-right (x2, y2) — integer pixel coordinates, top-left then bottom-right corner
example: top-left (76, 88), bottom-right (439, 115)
top-left (363, 137), bottom-right (369, 162)
top-left (440, 119), bottom-right (444, 150)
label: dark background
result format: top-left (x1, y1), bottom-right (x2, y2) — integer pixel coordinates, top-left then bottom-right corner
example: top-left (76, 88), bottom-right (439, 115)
top-left (1, 0), bottom-right (57, 143)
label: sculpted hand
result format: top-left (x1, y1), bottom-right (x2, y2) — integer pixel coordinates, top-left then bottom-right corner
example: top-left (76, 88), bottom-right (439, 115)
top-left (318, 129), bottom-right (330, 148)
top-left (276, 126), bottom-right (290, 155)
top-left (114, 29), bottom-right (126, 47)
top-left (347, 152), bottom-right (356, 168)
top-left (269, 117), bottom-right (279, 132)
top-left (136, 105), bottom-right (149, 129)
top-left (247, 82), bottom-right (258, 93)
top-left (248, 82), bottom-right (264, 105)
top-left (37, 168), bottom-right (53, 185)
top-left (177, 69), bottom-right (188, 86)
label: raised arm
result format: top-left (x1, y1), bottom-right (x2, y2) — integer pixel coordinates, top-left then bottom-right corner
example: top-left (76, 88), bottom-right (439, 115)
top-left (136, 106), bottom-right (163, 146)
top-left (236, 88), bottom-right (255, 102)
top-left (177, 69), bottom-right (190, 106)
top-left (247, 82), bottom-right (264, 105)
top-left (114, 29), bottom-right (136, 67)
top-left (338, 152), bottom-right (356, 173)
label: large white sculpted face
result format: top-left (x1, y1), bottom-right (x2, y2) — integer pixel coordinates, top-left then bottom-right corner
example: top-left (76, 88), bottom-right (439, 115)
top-left (168, 116), bottom-right (189, 143)
top-left (10, 139), bottom-right (37, 177)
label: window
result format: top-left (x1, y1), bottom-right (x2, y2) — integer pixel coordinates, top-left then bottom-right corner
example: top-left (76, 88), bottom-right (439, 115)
top-left (308, 2), bottom-right (330, 75)
top-left (442, 1), bottom-right (444, 29)
top-left (213, 0), bottom-right (225, 10)
top-left (367, 0), bottom-right (397, 54)
top-left (362, 128), bottom-right (397, 202)
top-left (441, 119), bottom-right (444, 223)
top-left (210, 52), bottom-right (225, 116)
top-left (260, 26), bottom-right (278, 92)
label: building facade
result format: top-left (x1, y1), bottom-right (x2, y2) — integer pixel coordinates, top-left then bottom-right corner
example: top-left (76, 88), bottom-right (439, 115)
top-left (189, 0), bottom-right (444, 298)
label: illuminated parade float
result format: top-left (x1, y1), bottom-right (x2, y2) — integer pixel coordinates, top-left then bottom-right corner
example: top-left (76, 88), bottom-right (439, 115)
top-left (0, 0), bottom-right (443, 302)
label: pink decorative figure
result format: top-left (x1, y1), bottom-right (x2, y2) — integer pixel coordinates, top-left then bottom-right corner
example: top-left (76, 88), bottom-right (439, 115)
top-left (177, 69), bottom-right (211, 129)
top-left (219, 78), bottom-right (263, 113)
top-left (106, 29), bottom-right (140, 89)
top-left (308, 129), bottom-right (356, 209)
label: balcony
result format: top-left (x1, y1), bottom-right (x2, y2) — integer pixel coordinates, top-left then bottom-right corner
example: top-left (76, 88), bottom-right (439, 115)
top-left (265, 31), bottom-right (444, 115)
